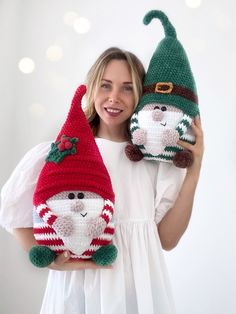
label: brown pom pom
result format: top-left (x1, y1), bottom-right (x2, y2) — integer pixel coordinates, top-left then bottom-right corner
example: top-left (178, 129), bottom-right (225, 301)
top-left (173, 150), bottom-right (193, 168)
top-left (125, 143), bottom-right (144, 162)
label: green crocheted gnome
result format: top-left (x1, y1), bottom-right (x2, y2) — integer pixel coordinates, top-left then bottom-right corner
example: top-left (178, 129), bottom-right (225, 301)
top-left (125, 10), bottom-right (200, 168)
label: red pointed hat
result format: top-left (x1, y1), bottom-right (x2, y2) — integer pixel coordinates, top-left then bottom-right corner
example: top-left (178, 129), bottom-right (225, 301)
top-left (33, 84), bottom-right (115, 205)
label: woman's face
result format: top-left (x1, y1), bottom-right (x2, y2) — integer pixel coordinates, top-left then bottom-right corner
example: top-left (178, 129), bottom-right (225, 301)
top-left (94, 59), bottom-right (135, 131)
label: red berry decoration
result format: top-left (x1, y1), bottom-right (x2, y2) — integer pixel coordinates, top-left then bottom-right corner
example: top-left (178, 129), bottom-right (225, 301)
top-left (58, 143), bottom-right (65, 151)
top-left (65, 141), bottom-right (72, 150)
top-left (61, 137), bottom-right (68, 143)
top-left (46, 136), bottom-right (78, 163)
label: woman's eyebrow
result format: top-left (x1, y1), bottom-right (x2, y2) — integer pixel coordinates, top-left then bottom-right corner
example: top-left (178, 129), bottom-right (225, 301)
top-left (101, 79), bottom-right (112, 83)
top-left (101, 79), bottom-right (133, 84)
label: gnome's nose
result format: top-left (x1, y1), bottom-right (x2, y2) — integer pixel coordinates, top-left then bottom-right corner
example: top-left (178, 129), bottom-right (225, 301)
top-left (152, 109), bottom-right (164, 121)
top-left (71, 200), bottom-right (84, 212)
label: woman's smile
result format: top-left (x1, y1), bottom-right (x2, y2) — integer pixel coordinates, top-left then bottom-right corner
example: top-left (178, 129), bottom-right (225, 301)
top-left (104, 106), bottom-right (124, 117)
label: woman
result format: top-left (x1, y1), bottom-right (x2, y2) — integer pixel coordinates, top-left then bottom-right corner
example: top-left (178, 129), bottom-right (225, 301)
top-left (0, 47), bottom-right (204, 313)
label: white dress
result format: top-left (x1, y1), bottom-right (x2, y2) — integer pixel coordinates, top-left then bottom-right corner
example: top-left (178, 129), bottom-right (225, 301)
top-left (0, 138), bottom-right (186, 314)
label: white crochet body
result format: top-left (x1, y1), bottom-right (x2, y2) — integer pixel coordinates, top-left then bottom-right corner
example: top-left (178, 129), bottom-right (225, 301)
top-left (138, 109), bottom-right (183, 155)
top-left (46, 196), bottom-right (104, 256)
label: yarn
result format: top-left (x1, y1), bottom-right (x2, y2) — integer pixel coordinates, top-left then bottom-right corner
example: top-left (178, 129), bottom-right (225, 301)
top-left (30, 85), bottom-right (117, 267)
top-left (29, 245), bottom-right (56, 268)
top-left (92, 244), bottom-right (118, 266)
top-left (127, 10), bottom-right (200, 168)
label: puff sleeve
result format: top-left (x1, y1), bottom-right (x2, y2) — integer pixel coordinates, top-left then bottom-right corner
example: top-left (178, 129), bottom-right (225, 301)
top-left (0, 142), bottom-right (51, 232)
top-left (154, 163), bottom-right (186, 224)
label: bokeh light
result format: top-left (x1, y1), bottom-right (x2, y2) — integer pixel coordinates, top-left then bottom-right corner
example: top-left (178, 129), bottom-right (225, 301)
top-left (185, 0), bottom-right (202, 9)
top-left (18, 57), bottom-right (35, 74)
top-left (46, 45), bottom-right (63, 62)
top-left (73, 17), bottom-right (91, 34)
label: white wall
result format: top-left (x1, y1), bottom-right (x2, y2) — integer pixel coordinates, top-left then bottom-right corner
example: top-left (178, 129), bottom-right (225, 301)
top-left (0, 0), bottom-right (236, 313)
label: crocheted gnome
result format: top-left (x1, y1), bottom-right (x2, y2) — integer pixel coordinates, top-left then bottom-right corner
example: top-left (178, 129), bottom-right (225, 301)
top-left (125, 10), bottom-right (200, 168)
top-left (29, 85), bottom-right (117, 267)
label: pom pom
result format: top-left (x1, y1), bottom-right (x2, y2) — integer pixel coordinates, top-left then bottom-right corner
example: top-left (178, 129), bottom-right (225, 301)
top-left (125, 143), bottom-right (144, 162)
top-left (29, 245), bottom-right (56, 268)
top-left (173, 150), bottom-right (193, 168)
top-left (92, 244), bottom-right (118, 266)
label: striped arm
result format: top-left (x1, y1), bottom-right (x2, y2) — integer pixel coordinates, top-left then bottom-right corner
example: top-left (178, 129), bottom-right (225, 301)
top-left (130, 113), bottom-right (140, 135)
top-left (36, 204), bottom-right (58, 226)
top-left (100, 200), bottom-right (114, 225)
top-left (175, 114), bottom-right (193, 137)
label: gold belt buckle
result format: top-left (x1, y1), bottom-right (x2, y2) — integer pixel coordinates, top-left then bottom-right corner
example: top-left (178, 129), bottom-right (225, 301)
top-left (155, 82), bottom-right (173, 94)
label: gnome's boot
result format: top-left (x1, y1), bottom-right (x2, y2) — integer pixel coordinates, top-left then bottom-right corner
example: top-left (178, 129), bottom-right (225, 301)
top-left (92, 244), bottom-right (118, 266)
top-left (125, 143), bottom-right (144, 162)
top-left (173, 150), bottom-right (193, 168)
top-left (29, 245), bottom-right (56, 268)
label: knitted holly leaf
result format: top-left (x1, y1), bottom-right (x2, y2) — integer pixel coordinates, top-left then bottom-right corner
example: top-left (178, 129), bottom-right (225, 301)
top-left (46, 135), bottom-right (79, 163)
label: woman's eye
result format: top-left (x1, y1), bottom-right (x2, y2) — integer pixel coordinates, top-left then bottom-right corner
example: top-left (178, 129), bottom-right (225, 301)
top-left (122, 85), bottom-right (133, 92)
top-left (161, 106), bottom-right (167, 111)
top-left (101, 83), bottom-right (111, 90)
top-left (68, 193), bottom-right (75, 199)
top-left (154, 106), bottom-right (160, 110)
top-left (77, 193), bottom-right (85, 199)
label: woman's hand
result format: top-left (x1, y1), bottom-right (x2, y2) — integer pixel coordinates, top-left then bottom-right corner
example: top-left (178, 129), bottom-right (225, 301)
top-left (178, 116), bottom-right (204, 177)
top-left (48, 251), bottom-right (113, 271)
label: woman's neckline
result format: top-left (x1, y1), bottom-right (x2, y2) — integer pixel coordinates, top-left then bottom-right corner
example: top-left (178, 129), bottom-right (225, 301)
top-left (95, 137), bottom-right (128, 144)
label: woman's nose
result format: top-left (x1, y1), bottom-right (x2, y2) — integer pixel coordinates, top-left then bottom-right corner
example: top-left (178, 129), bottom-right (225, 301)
top-left (152, 109), bottom-right (164, 121)
top-left (71, 200), bottom-right (84, 212)
top-left (108, 90), bottom-right (120, 104)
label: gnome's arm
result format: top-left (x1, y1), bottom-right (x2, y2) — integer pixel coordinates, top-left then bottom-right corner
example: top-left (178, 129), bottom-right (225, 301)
top-left (86, 200), bottom-right (114, 238)
top-left (175, 114), bottom-right (193, 139)
top-left (130, 113), bottom-right (147, 146)
top-left (36, 205), bottom-right (73, 237)
top-left (162, 114), bottom-right (193, 146)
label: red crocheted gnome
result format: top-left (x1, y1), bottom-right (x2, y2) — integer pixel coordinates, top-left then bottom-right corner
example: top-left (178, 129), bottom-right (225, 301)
top-left (29, 85), bottom-right (117, 267)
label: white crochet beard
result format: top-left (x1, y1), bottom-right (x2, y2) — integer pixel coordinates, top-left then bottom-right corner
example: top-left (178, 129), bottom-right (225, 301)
top-left (138, 109), bottom-right (183, 155)
top-left (46, 196), bottom-right (104, 255)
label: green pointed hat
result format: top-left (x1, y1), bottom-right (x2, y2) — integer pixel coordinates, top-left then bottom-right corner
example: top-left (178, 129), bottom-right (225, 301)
top-left (137, 10), bottom-right (199, 117)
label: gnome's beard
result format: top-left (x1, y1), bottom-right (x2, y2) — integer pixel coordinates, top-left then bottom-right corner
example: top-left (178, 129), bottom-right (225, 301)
top-left (138, 109), bottom-right (183, 155)
top-left (46, 198), bottom-right (104, 255)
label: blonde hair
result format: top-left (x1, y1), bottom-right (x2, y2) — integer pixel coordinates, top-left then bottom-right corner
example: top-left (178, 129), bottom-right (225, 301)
top-left (83, 47), bottom-right (145, 136)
